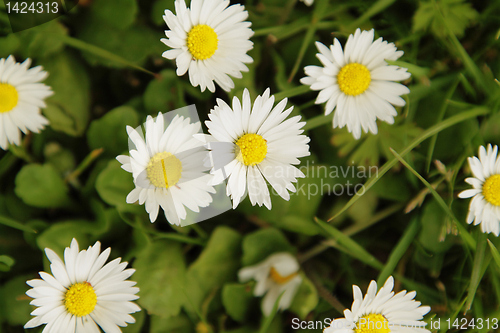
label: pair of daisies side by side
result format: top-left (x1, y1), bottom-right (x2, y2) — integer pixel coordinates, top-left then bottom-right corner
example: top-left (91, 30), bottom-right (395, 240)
top-left (117, 88), bottom-right (311, 225)
top-left (162, 1), bottom-right (412, 141)
top-left (24, 239), bottom-right (140, 333)
top-left (0, 55), bottom-right (53, 150)
top-left (238, 252), bottom-right (431, 331)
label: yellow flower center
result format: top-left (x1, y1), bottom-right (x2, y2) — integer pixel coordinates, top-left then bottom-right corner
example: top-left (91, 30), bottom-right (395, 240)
top-left (146, 152), bottom-right (182, 188)
top-left (187, 24), bottom-right (218, 60)
top-left (483, 174), bottom-right (500, 206)
top-left (0, 83), bottom-right (19, 113)
top-left (269, 267), bottom-right (297, 284)
top-left (337, 63), bottom-right (371, 96)
top-left (235, 133), bottom-right (267, 166)
top-left (355, 313), bottom-right (391, 333)
top-left (64, 282), bottom-right (97, 317)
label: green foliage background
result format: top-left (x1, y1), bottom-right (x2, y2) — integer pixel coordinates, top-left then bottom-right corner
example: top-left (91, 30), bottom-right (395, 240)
top-left (1, 0), bottom-right (500, 332)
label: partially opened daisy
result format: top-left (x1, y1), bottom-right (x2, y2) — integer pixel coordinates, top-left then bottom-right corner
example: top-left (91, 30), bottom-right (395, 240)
top-left (0, 55), bottom-right (53, 150)
top-left (25, 238), bottom-right (140, 333)
top-left (238, 252), bottom-right (302, 316)
top-left (117, 113), bottom-right (215, 225)
top-left (324, 276), bottom-right (431, 333)
top-left (301, 29), bottom-right (411, 139)
top-left (161, 0), bottom-right (254, 92)
top-left (458, 144), bottom-right (500, 236)
top-left (205, 88), bottom-right (310, 209)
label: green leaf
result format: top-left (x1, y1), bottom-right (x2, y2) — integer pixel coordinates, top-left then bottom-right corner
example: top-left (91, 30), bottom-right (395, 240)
top-left (465, 233), bottom-right (490, 312)
top-left (16, 20), bottom-right (68, 58)
top-left (0, 255), bottom-right (15, 272)
top-left (377, 217), bottom-right (420, 286)
top-left (329, 107), bottom-right (488, 221)
top-left (288, 276), bottom-right (318, 319)
top-left (15, 164), bottom-right (70, 208)
top-left (0, 34), bottom-right (20, 58)
top-left (39, 52), bottom-right (91, 136)
top-left (89, 0), bottom-right (138, 30)
top-left (44, 142), bottom-right (76, 176)
top-left (314, 218), bottom-right (384, 270)
top-left (96, 160), bottom-right (135, 208)
top-left (87, 106), bottom-right (139, 157)
top-left (222, 283), bottom-right (256, 322)
top-left (183, 227), bottom-right (242, 316)
top-left (259, 292), bottom-right (284, 333)
top-left (0, 214), bottom-right (37, 233)
top-left (144, 70), bottom-right (184, 112)
top-left (413, 0), bottom-right (479, 38)
top-left (150, 313), bottom-right (194, 333)
top-left (242, 228), bottom-right (294, 266)
top-left (488, 240), bottom-right (500, 270)
top-left (36, 221), bottom-right (95, 255)
top-left (2, 275), bottom-right (34, 326)
top-left (134, 240), bottom-right (187, 318)
top-left (418, 200), bottom-right (456, 253)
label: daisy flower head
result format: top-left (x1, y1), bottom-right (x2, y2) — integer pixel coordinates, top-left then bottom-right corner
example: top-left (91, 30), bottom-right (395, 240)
top-left (117, 111), bottom-right (216, 225)
top-left (238, 252), bottom-right (302, 316)
top-left (204, 88), bottom-right (310, 209)
top-left (458, 144), bottom-right (500, 236)
top-left (161, 0), bottom-right (254, 93)
top-left (300, 29), bottom-right (411, 139)
top-left (0, 55), bottom-right (53, 150)
top-left (300, 0), bottom-right (314, 6)
top-left (25, 238), bottom-right (140, 333)
top-left (324, 276), bottom-right (431, 333)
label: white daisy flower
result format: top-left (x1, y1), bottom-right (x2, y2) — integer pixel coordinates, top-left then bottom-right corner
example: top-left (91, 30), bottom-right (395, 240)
top-left (117, 112), bottom-right (215, 225)
top-left (0, 55), bottom-right (53, 150)
top-left (161, 0), bottom-right (254, 92)
top-left (300, 29), bottom-right (411, 139)
top-left (324, 276), bottom-right (431, 333)
top-left (458, 144), bottom-right (500, 236)
top-left (204, 88), bottom-right (310, 209)
top-left (238, 252), bottom-right (302, 316)
top-left (25, 238), bottom-right (140, 333)
top-left (300, 0), bottom-right (314, 6)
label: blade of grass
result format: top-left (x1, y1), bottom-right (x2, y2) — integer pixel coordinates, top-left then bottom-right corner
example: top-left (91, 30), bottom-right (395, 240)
top-left (465, 232), bottom-right (489, 313)
top-left (425, 78), bottom-right (460, 173)
top-left (0, 215), bottom-right (37, 233)
top-left (487, 239), bottom-right (500, 269)
top-left (328, 106), bottom-right (488, 222)
top-left (303, 112), bottom-right (333, 131)
top-left (389, 147), bottom-right (476, 250)
top-left (287, 0), bottom-right (329, 82)
top-left (377, 216), bottom-right (420, 286)
top-left (60, 35), bottom-right (157, 77)
top-left (439, 298), bottom-right (467, 333)
top-left (348, 0), bottom-right (397, 30)
top-left (430, 0), bottom-right (495, 96)
top-left (314, 217), bottom-right (384, 270)
top-left (259, 292), bottom-right (284, 333)
top-left (273, 85), bottom-right (310, 101)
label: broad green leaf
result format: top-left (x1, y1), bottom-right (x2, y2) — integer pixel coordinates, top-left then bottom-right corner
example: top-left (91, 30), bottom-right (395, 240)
top-left (87, 106), bottom-right (139, 157)
top-left (418, 200), bottom-right (456, 253)
top-left (89, 0), bottom-right (138, 30)
top-left (14, 164), bottom-right (70, 208)
top-left (40, 52), bottom-right (91, 136)
top-left (134, 240), bottom-right (187, 318)
top-left (0, 255), bottom-right (15, 272)
top-left (288, 276), bottom-right (318, 319)
top-left (222, 283), bottom-right (256, 322)
top-left (150, 313), bottom-right (194, 333)
top-left (143, 70), bottom-right (184, 113)
top-left (16, 20), bottom-right (67, 58)
top-left (44, 142), bottom-right (76, 176)
top-left (413, 0), bottom-right (479, 38)
top-left (2, 275), bottom-right (34, 326)
top-left (183, 227), bottom-right (242, 316)
top-left (95, 160), bottom-right (135, 208)
top-left (36, 221), bottom-right (94, 255)
top-left (242, 228), bottom-right (295, 266)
